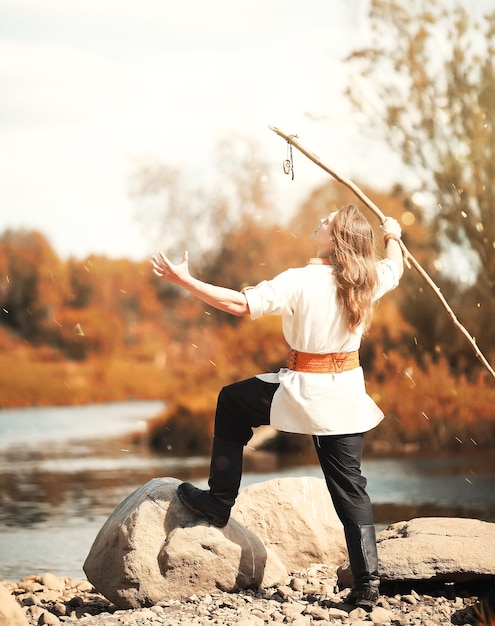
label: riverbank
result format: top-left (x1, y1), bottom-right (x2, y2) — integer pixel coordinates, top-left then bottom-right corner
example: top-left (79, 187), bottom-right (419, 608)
top-left (4, 326), bottom-right (495, 453)
top-left (3, 568), bottom-right (491, 626)
top-left (1, 402), bottom-right (495, 583)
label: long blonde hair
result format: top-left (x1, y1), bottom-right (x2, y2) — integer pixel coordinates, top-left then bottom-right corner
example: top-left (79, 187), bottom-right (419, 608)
top-left (330, 205), bottom-right (378, 333)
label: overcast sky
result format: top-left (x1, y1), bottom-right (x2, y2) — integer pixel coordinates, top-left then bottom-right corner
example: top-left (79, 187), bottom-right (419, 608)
top-left (2, 0), bottom-right (479, 261)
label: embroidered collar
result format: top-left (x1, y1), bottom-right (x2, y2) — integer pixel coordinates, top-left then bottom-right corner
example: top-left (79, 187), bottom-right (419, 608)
top-left (307, 257), bottom-right (331, 265)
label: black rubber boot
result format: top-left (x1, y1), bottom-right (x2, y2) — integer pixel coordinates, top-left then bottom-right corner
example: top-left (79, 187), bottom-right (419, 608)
top-left (177, 437), bottom-right (243, 528)
top-left (344, 524), bottom-right (380, 611)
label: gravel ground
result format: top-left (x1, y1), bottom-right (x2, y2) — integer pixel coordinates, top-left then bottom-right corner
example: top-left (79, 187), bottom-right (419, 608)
top-left (3, 566), bottom-right (494, 626)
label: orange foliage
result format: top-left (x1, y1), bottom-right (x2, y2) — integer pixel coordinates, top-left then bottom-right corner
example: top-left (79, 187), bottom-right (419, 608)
top-left (365, 350), bottom-right (495, 453)
top-left (0, 229), bottom-right (69, 337)
top-left (2, 180), bottom-right (495, 454)
top-left (147, 393), bottom-right (217, 455)
top-left (52, 306), bottom-right (124, 361)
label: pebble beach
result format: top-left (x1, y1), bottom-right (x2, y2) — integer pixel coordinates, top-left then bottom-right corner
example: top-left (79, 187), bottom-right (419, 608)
top-left (4, 566), bottom-right (492, 626)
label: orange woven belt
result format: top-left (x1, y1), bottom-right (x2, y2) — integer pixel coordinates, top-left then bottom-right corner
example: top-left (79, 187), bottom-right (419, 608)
top-left (287, 349), bottom-right (360, 373)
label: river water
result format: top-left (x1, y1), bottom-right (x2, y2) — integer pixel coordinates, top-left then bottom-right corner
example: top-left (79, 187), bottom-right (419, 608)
top-left (0, 401), bottom-right (494, 582)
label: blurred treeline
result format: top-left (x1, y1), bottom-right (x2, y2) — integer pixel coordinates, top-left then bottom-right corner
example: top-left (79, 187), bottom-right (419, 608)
top-left (1, 179), bottom-right (495, 455)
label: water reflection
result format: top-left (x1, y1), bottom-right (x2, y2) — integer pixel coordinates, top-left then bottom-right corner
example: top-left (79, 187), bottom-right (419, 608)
top-left (0, 440), bottom-right (208, 528)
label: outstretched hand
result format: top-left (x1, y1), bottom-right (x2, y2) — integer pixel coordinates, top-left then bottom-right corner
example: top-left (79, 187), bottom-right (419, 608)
top-left (151, 251), bottom-right (191, 286)
top-left (151, 250), bottom-right (249, 315)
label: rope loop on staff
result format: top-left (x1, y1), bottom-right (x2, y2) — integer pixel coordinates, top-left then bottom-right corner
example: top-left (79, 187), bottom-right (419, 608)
top-left (269, 125), bottom-right (495, 381)
top-left (282, 135), bottom-right (298, 180)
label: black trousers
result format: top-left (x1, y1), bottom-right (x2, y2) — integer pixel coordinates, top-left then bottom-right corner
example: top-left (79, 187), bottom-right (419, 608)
top-left (213, 377), bottom-right (374, 527)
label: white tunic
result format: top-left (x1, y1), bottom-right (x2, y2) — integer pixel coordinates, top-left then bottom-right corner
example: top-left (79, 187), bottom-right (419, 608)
top-left (243, 259), bottom-right (400, 436)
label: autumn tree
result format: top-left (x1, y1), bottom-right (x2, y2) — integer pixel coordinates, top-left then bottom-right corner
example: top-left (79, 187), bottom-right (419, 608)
top-left (68, 256), bottom-right (162, 345)
top-left (66, 258), bottom-right (95, 308)
top-left (54, 305), bottom-right (124, 363)
top-left (344, 0), bottom-right (495, 366)
top-left (0, 229), bottom-right (69, 338)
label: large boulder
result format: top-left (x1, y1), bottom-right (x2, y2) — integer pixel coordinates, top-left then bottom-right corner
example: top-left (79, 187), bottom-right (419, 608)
top-left (84, 477), bottom-right (286, 608)
top-left (84, 476), bottom-right (345, 608)
top-left (338, 517), bottom-right (495, 587)
top-left (0, 582), bottom-right (29, 626)
top-left (233, 477), bottom-right (346, 573)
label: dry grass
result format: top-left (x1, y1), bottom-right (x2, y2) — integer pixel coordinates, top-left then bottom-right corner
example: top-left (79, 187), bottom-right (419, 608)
top-left (0, 349), bottom-right (168, 407)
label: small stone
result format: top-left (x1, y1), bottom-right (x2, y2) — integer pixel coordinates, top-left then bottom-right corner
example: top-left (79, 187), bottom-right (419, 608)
top-left (196, 607), bottom-right (210, 617)
top-left (438, 603), bottom-right (453, 616)
top-left (276, 585), bottom-right (294, 599)
top-left (305, 593), bottom-right (320, 603)
top-left (328, 606), bottom-right (350, 618)
top-left (38, 591), bottom-right (62, 603)
top-left (51, 602), bottom-right (67, 617)
top-left (402, 594), bottom-right (418, 605)
top-left (235, 616), bottom-right (264, 626)
top-left (349, 607), bottom-right (368, 619)
top-left (291, 617), bottom-right (311, 626)
top-left (407, 609), bottom-right (424, 621)
top-left (74, 580), bottom-right (94, 592)
top-left (290, 577), bottom-right (305, 592)
top-left (38, 610), bottom-right (61, 625)
top-left (282, 602), bottom-right (306, 617)
top-left (337, 587), bottom-right (351, 600)
top-left (111, 611), bottom-right (133, 623)
top-left (27, 606), bottom-right (44, 622)
top-left (270, 610), bottom-right (284, 622)
top-left (41, 573), bottom-right (66, 592)
top-left (369, 606), bottom-right (395, 623)
top-left (18, 593), bottom-right (37, 607)
top-left (304, 604), bottom-right (329, 620)
top-left (320, 582), bottom-right (337, 596)
top-left (377, 596), bottom-right (392, 609)
top-left (21, 582), bottom-right (44, 593)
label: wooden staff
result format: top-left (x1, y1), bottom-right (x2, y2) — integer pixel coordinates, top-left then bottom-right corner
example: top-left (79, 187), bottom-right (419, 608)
top-left (269, 125), bottom-right (495, 381)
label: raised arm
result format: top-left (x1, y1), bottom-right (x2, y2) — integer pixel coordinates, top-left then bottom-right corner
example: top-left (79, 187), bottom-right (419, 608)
top-left (381, 217), bottom-right (404, 278)
top-left (151, 251), bottom-right (250, 316)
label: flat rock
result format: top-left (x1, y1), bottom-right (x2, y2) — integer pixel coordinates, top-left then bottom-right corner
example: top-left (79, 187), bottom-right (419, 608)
top-left (338, 517), bottom-right (495, 587)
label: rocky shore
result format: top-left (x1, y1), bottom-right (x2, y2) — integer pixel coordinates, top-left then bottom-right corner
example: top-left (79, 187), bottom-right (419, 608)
top-left (3, 567), bottom-right (492, 626)
top-left (4, 478), bottom-right (493, 626)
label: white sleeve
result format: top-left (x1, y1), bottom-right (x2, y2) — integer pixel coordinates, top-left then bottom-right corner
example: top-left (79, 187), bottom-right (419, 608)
top-left (373, 259), bottom-right (401, 301)
top-left (243, 270), bottom-right (297, 320)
